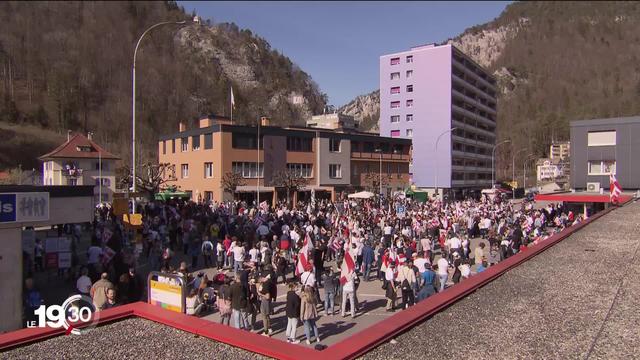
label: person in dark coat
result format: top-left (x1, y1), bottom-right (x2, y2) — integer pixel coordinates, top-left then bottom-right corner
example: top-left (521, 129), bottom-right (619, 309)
top-left (312, 246), bottom-right (324, 287)
top-left (285, 283), bottom-right (301, 343)
top-left (361, 242), bottom-right (375, 281)
top-left (127, 267), bottom-right (144, 303)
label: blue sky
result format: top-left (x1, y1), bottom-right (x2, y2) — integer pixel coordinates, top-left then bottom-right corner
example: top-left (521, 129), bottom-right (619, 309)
top-left (179, 1), bottom-right (510, 106)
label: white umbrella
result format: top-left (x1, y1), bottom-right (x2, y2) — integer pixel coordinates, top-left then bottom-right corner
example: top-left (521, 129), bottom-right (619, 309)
top-left (347, 191), bottom-right (375, 199)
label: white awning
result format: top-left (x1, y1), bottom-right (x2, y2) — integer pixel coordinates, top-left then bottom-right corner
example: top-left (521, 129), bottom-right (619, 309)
top-left (347, 191), bottom-right (375, 199)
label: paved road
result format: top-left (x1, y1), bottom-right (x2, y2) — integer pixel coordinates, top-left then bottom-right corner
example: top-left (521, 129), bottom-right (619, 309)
top-left (30, 228), bottom-right (490, 346)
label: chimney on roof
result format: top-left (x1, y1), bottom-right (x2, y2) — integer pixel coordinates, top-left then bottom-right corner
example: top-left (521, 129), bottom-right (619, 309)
top-left (179, 122), bottom-right (186, 132)
top-left (67, 130), bottom-right (72, 142)
top-left (260, 117), bottom-right (270, 126)
top-left (199, 117), bottom-right (213, 128)
top-left (87, 132), bottom-right (93, 140)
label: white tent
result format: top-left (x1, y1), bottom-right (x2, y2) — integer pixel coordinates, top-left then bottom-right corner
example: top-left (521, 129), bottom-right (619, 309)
top-left (347, 191), bottom-right (375, 199)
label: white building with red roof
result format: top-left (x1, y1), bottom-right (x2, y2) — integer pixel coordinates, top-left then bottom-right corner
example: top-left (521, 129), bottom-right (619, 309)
top-left (39, 133), bottom-right (120, 203)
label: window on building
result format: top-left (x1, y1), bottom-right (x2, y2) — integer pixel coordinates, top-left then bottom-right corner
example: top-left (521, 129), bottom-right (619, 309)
top-left (162, 141), bottom-right (166, 155)
top-left (353, 163), bottom-right (359, 175)
top-left (95, 178), bottom-right (111, 187)
top-left (406, 55), bottom-right (413, 63)
top-left (406, 99), bottom-right (414, 107)
top-left (406, 85), bottom-right (413, 93)
top-left (204, 162), bottom-right (213, 178)
top-left (181, 138), bottom-right (188, 152)
top-left (406, 70), bottom-right (413, 78)
top-left (69, 178), bottom-right (78, 186)
top-left (391, 101), bottom-right (400, 109)
top-left (76, 146), bottom-right (92, 152)
top-left (204, 133), bottom-right (213, 149)
top-left (204, 191), bottom-right (213, 202)
top-left (588, 160), bottom-right (616, 175)
top-left (390, 57), bottom-right (400, 65)
top-left (406, 114), bottom-right (413, 122)
top-left (351, 142), bottom-right (360, 152)
top-left (329, 138), bottom-right (341, 152)
top-left (232, 133), bottom-right (263, 149)
top-left (406, 129), bottom-right (413, 138)
top-left (192, 135), bottom-right (200, 150)
top-left (329, 164), bottom-right (342, 179)
top-left (181, 164), bottom-right (189, 178)
top-left (286, 163), bottom-right (313, 178)
top-left (232, 162), bottom-right (264, 178)
top-left (390, 115), bottom-right (400, 123)
top-left (390, 130), bottom-right (400, 137)
top-left (390, 72), bottom-right (400, 80)
top-left (390, 86), bottom-right (400, 94)
top-left (172, 139), bottom-right (176, 153)
top-left (286, 136), bottom-right (313, 152)
top-left (587, 131), bottom-right (616, 146)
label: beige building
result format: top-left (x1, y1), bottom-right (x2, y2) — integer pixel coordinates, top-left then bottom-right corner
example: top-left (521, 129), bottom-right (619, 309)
top-left (39, 133), bottom-right (120, 203)
top-left (306, 113), bottom-right (357, 130)
top-left (158, 115), bottom-right (411, 204)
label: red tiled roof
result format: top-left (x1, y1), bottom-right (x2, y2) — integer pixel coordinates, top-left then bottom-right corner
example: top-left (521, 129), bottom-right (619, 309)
top-left (39, 133), bottom-right (120, 160)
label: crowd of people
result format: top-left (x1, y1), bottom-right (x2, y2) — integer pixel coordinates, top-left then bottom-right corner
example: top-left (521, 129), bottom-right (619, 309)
top-left (25, 191), bottom-right (583, 344)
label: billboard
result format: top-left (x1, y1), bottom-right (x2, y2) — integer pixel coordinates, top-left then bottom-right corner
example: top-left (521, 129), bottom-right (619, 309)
top-left (0, 192), bottom-right (49, 223)
top-left (148, 272), bottom-right (185, 313)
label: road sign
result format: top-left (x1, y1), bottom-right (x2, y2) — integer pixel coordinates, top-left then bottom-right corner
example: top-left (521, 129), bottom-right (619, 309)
top-left (395, 204), bottom-right (406, 218)
top-left (0, 192), bottom-right (49, 223)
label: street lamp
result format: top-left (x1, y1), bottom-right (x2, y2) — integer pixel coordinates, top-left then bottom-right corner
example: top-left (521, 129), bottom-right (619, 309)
top-left (374, 148), bottom-right (383, 208)
top-left (434, 127), bottom-right (458, 199)
top-left (523, 154), bottom-right (536, 191)
top-left (512, 148), bottom-right (528, 199)
top-left (257, 116), bottom-right (262, 207)
top-left (131, 17), bottom-right (198, 213)
top-left (491, 139), bottom-right (511, 188)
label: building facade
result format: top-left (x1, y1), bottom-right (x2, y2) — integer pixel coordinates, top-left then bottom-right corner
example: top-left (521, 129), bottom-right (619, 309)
top-left (39, 133), bottom-right (120, 203)
top-left (379, 43), bottom-right (497, 194)
top-left (549, 141), bottom-right (570, 161)
top-left (307, 113), bottom-right (357, 130)
top-left (570, 116), bottom-right (640, 191)
top-left (158, 116), bottom-right (411, 203)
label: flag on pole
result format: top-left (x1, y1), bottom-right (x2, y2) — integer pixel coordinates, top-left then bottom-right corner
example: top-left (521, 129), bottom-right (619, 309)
top-left (230, 86), bottom-right (235, 109)
top-left (230, 86), bottom-right (235, 124)
top-left (295, 232), bottom-right (310, 277)
top-left (340, 246), bottom-right (356, 285)
top-left (610, 174), bottom-right (622, 203)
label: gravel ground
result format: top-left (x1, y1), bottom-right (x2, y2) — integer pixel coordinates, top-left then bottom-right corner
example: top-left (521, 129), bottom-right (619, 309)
top-left (2, 317), bottom-right (269, 360)
top-left (362, 202), bottom-right (640, 360)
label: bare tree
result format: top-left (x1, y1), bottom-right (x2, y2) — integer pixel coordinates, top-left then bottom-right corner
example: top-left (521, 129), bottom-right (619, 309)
top-left (117, 162), bottom-right (177, 199)
top-left (221, 171), bottom-right (246, 198)
top-left (271, 169), bottom-right (308, 204)
top-left (362, 170), bottom-right (391, 193)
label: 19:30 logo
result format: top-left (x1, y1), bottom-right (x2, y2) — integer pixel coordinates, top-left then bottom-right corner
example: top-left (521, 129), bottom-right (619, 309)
top-left (28, 295), bottom-right (99, 335)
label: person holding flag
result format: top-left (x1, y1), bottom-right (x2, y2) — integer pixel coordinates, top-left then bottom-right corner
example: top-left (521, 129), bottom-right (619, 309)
top-left (340, 239), bottom-right (357, 318)
top-left (296, 232), bottom-right (311, 282)
top-left (610, 173), bottom-right (622, 205)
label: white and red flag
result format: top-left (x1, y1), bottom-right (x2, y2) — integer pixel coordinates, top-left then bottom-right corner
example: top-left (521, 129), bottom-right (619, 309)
top-left (610, 174), bottom-right (622, 203)
top-left (340, 235), bottom-right (356, 285)
top-left (295, 232), bottom-right (310, 277)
